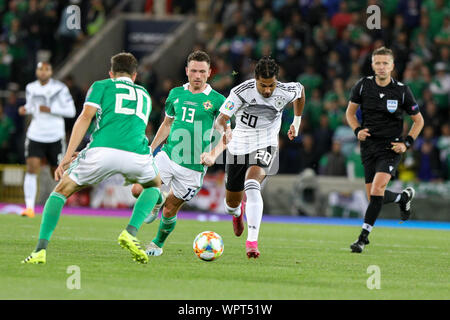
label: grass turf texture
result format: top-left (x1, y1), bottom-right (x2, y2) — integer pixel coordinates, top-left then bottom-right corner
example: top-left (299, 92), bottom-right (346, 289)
top-left (0, 214), bottom-right (448, 299)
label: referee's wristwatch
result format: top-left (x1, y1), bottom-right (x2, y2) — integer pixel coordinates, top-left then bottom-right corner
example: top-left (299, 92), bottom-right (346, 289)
top-left (404, 135), bottom-right (414, 149)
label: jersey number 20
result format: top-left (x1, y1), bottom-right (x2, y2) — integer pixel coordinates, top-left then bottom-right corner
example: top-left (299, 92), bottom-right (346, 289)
top-left (241, 111), bottom-right (258, 128)
top-left (115, 83), bottom-right (151, 125)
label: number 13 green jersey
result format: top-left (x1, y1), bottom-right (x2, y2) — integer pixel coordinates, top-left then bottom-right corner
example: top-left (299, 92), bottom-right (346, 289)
top-left (162, 83), bottom-right (226, 172)
top-left (83, 77), bottom-right (151, 155)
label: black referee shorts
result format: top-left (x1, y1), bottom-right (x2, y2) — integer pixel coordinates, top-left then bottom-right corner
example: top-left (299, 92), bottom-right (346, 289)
top-left (360, 139), bottom-right (402, 184)
top-left (225, 146), bottom-right (278, 192)
top-left (25, 138), bottom-right (65, 167)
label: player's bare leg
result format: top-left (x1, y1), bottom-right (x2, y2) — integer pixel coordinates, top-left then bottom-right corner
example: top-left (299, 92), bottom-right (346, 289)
top-left (243, 166), bottom-right (266, 259)
top-left (22, 157), bottom-right (41, 218)
top-left (225, 190), bottom-right (246, 236)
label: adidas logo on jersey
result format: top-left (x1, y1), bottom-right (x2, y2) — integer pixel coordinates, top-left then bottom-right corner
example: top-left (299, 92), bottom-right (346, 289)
top-left (250, 98), bottom-right (257, 104)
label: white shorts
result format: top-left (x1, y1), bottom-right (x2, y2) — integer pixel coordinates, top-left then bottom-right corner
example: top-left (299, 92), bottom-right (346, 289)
top-left (68, 147), bottom-right (158, 186)
top-left (155, 150), bottom-right (205, 201)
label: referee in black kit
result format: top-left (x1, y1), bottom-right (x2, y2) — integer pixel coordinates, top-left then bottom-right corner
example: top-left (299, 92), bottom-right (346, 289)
top-left (346, 47), bottom-right (424, 253)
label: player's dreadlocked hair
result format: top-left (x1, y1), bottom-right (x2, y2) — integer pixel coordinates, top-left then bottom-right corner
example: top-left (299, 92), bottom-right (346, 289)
top-left (255, 57), bottom-right (279, 79)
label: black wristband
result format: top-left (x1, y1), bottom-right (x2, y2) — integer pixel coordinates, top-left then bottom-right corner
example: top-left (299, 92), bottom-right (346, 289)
top-left (354, 127), bottom-right (362, 137)
top-left (404, 135), bottom-right (414, 149)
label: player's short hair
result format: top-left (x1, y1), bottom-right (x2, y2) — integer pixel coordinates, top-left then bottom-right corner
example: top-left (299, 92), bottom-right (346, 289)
top-left (372, 47), bottom-right (394, 61)
top-left (187, 50), bottom-right (211, 66)
top-left (111, 52), bottom-right (138, 75)
top-left (255, 57), bottom-right (279, 79)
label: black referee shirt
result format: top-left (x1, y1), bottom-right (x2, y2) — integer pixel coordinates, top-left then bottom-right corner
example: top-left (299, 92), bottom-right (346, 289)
top-left (350, 76), bottom-right (420, 140)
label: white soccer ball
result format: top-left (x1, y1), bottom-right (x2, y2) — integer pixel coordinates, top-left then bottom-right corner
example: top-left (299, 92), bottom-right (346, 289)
top-left (193, 231), bottom-right (224, 261)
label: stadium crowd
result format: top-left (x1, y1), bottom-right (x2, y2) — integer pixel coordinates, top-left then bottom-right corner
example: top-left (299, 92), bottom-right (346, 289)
top-left (0, 0), bottom-right (449, 183)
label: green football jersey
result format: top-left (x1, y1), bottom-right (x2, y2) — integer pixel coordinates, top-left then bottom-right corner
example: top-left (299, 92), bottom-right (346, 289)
top-left (161, 83), bottom-right (226, 172)
top-left (84, 77), bottom-right (152, 155)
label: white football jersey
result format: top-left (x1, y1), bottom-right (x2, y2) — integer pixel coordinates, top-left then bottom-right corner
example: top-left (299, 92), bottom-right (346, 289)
top-left (219, 79), bottom-right (303, 155)
top-left (24, 79), bottom-right (76, 143)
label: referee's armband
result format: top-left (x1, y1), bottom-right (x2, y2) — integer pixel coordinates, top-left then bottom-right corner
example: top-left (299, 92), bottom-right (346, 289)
top-left (404, 135), bottom-right (414, 149)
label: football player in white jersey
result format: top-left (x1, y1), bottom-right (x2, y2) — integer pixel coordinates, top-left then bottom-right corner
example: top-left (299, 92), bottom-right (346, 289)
top-left (215, 57), bottom-right (305, 258)
top-left (18, 62), bottom-right (76, 218)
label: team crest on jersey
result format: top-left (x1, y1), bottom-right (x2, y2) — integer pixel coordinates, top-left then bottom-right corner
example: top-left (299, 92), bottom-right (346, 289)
top-left (272, 95), bottom-right (285, 108)
top-left (203, 100), bottom-right (213, 110)
top-left (224, 101), bottom-right (234, 111)
top-left (386, 100), bottom-right (398, 113)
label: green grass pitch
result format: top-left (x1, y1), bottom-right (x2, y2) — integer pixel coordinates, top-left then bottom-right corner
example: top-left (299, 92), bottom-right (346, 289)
top-left (0, 214), bottom-right (448, 300)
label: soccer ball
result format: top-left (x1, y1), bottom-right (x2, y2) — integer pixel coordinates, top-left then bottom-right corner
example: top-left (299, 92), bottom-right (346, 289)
top-left (193, 231), bottom-right (224, 261)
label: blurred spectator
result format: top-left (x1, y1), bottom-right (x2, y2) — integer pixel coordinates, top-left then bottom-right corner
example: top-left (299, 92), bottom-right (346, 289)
top-left (63, 74), bottom-right (84, 137)
top-left (298, 134), bottom-right (319, 173)
top-left (422, 0), bottom-right (449, 39)
top-left (86, 0), bottom-right (105, 36)
top-left (398, 0), bottom-right (421, 29)
top-left (0, 102), bottom-right (16, 163)
top-left (210, 56), bottom-right (234, 94)
top-left (330, 1), bottom-right (352, 37)
top-left (415, 125), bottom-right (442, 182)
top-left (297, 65), bottom-right (323, 95)
top-left (318, 139), bottom-right (346, 176)
top-left (280, 44), bottom-right (303, 82)
top-left (333, 116), bottom-right (357, 158)
top-left (0, 41), bottom-right (13, 89)
top-left (437, 122), bottom-right (450, 179)
top-left (429, 62), bottom-right (450, 114)
top-left (313, 112), bottom-right (333, 161)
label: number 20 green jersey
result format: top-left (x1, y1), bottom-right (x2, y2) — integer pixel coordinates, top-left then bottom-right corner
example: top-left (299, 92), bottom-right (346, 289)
top-left (162, 83), bottom-right (226, 172)
top-left (83, 77), bottom-right (151, 155)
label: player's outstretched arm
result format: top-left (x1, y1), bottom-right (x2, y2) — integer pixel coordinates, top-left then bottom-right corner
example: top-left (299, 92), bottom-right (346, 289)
top-left (288, 89), bottom-right (305, 140)
top-left (54, 104), bottom-right (97, 181)
top-left (200, 126), bottom-right (231, 167)
top-left (150, 115), bottom-right (174, 151)
top-left (214, 113), bottom-right (232, 145)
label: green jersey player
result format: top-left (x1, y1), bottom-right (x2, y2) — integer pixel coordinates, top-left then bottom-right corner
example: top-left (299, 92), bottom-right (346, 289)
top-left (132, 51), bottom-right (229, 257)
top-left (22, 53), bottom-right (163, 264)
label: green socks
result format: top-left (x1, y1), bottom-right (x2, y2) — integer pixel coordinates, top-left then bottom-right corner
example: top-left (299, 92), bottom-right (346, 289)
top-left (127, 187), bottom-right (161, 236)
top-left (152, 215), bottom-right (177, 248)
top-left (36, 192), bottom-right (67, 251)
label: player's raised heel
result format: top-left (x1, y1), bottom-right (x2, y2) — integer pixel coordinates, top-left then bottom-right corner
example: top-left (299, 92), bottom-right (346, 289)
top-left (233, 201), bottom-right (246, 237)
top-left (145, 241), bottom-right (163, 256)
top-left (350, 237), bottom-right (370, 253)
top-left (246, 240), bottom-right (260, 258)
top-left (118, 230), bottom-right (149, 264)
top-left (399, 187), bottom-right (415, 221)
top-left (21, 208), bottom-right (35, 218)
top-left (22, 249), bottom-right (46, 264)
top-left (144, 191), bottom-right (167, 224)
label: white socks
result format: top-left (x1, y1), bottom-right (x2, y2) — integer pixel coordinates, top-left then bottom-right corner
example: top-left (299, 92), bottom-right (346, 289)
top-left (244, 179), bottom-right (263, 242)
top-left (224, 199), bottom-right (241, 217)
top-left (24, 173), bottom-right (37, 210)
top-left (362, 223), bottom-right (373, 233)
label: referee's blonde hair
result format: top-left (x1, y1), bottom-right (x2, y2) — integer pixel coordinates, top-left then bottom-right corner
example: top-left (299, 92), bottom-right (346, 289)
top-left (372, 47), bottom-right (394, 61)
